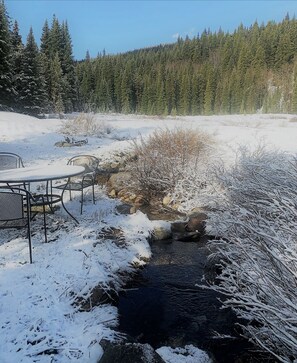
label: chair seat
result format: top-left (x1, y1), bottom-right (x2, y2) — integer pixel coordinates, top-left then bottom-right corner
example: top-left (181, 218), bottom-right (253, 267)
top-left (32, 194), bottom-right (62, 206)
top-left (55, 181), bottom-right (93, 191)
top-left (0, 219), bottom-right (27, 229)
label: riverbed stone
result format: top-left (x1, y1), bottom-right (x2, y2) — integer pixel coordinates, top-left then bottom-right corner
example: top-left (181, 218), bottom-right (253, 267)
top-left (176, 231), bottom-right (201, 242)
top-left (185, 212), bottom-right (208, 234)
top-left (171, 221), bottom-right (186, 234)
top-left (151, 225), bottom-right (172, 241)
top-left (98, 341), bottom-right (166, 363)
top-left (116, 203), bottom-right (135, 215)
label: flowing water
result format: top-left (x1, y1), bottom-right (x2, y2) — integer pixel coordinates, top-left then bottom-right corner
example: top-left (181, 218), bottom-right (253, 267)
top-left (118, 237), bottom-right (271, 362)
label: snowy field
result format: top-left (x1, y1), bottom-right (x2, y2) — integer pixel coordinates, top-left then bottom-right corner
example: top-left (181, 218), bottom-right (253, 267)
top-left (0, 111), bottom-right (297, 363)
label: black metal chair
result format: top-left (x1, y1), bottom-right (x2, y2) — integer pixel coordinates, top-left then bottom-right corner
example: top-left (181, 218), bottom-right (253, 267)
top-left (53, 155), bottom-right (100, 214)
top-left (0, 187), bottom-right (47, 263)
top-left (0, 152), bottom-right (24, 170)
top-left (0, 152), bottom-right (27, 189)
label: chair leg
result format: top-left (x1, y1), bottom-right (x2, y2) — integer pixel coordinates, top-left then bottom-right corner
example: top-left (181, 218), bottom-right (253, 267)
top-left (92, 183), bottom-right (95, 204)
top-left (42, 203), bottom-right (47, 243)
top-left (26, 198), bottom-right (33, 264)
top-left (28, 229), bottom-right (33, 264)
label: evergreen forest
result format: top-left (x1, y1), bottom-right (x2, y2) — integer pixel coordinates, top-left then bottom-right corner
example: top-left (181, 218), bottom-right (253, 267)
top-left (1, 0), bottom-right (297, 116)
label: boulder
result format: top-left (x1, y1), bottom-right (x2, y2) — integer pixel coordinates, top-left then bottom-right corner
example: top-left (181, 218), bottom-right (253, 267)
top-left (171, 221), bottom-right (187, 234)
top-left (185, 212), bottom-right (208, 234)
top-left (107, 172), bottom-right (132, 193)
top-left (116, 203), bottom-right (136, 215)
top-left (151, 224), bottom-right (172, 241)
top-left (99, 341), bottom-right (165, 363)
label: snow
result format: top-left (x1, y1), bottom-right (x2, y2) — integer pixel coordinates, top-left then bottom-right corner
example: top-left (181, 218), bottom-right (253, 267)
top-left (0, 111), bottom-right (297, 362)
top-left (156, 345), bottom-right (212, 363)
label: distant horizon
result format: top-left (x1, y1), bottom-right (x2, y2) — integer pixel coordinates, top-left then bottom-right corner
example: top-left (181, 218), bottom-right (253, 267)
top-left (6, 0), bottom-right (297, 60)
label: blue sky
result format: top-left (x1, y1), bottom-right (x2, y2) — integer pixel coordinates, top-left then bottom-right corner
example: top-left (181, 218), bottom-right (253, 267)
top-left (6, 0), bottom-right (297, 60)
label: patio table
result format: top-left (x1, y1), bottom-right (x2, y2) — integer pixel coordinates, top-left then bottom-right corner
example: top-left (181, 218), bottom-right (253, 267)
top-left (0, 165), bottom-right (85, 223)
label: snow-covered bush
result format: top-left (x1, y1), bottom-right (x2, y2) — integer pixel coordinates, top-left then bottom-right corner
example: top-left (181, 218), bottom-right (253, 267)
top-left (205, 146), bottom-right (297, 362)
top-left (60, 113), bottom-right (113, 137)
top-left (129, 127), bottom-right (214, 197)
top-left (170, 155), bottom-right (220, 213)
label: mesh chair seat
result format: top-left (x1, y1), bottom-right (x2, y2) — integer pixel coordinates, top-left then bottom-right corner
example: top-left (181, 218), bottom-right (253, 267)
top-left (0, 219), bottom-right (27, 228)
top-left (57, 179), bottom-right (94, 191)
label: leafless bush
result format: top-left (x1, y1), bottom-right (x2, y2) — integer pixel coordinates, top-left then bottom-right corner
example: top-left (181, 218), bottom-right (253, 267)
top-left (129, 127), bottom-right (214, 197)
top-left (60, 113), bottom-right (113, 137)
top-left (205, 146), bottom-right (297, 362)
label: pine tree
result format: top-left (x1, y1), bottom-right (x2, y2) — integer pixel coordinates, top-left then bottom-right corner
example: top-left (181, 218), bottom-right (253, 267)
top-left (203, 66), bottom-right (215, 115)
top-left (19, 27), bottom-right (47, 115)
top-left (50, 52), bottom-right (65, 114)
top-left (60, 21), bottom-right (77, 111)
top-left (49, 15), bottom-right (62, 59)
top-left (40, 19), bottom-right (51, 108)
top-left (290, 59), bottom-right (297, 113)
top-left (11, 20), bottom-right (24, 110)
top-left (121, 66), bottom-right (132, 113)
top-left (78, 51), bottom-right (95, 110)
top-left (0, 0), bottom-right (13, 108)
top-left (40, 17), bottom-right (77, 112)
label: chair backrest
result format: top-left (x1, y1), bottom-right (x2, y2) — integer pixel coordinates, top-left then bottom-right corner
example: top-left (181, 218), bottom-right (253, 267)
top-left (0, 152), bottom-right (24, 170)
top-left (0, 187), bottom-right (33, 263)
top-left (67, 155), bottom-right (99, 173)
top-left (0, 191), bottom-right (24, 221)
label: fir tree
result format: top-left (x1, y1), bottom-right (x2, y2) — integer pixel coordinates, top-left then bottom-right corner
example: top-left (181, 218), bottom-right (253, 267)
top-left (0, 0), bottom-right (13, 108)
top-left (60, 21), bottom-right (77, 111)
top-left (50, 52), bottom-right (65, 114)
top-left (40, 19), bottom-right (51, 107)
top-left (11, 20), bottom-right (24, 110)
top-left (19, 27), bottom-right (47, 115)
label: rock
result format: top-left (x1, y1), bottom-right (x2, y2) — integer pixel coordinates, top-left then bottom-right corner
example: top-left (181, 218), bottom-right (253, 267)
top-left (99, 341), bottom-right (165, 363)
top-left (176, 231), bottom-right (201, 242)
top-left (134, 195), bottom-right (146, 206)
top-left (130, 206), bottom-right (137, 214)
top-left (151, 225), bottom-right (172, 241)
top-left (162, 194), bottom-right (172, 206)
top-left (185, 212), bottom-right (208, 234)
top-left (116, 203), bottom-right (134, 215)
top-left (95, 171), bottom-right (110, 185)
top-left (171, 221), bottom-right (187, 234)
top-left (108, 189), bottom-right (117, 197)
top-left (107, 172), bottom-right (132, 193)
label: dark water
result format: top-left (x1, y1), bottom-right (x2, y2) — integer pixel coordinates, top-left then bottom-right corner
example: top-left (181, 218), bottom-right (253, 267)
top-left (118, 238), bottom-right (272, 363)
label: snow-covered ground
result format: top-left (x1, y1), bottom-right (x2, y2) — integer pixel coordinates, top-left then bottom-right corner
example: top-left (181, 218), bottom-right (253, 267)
top-left (0, 111), bottom-right (297, 363)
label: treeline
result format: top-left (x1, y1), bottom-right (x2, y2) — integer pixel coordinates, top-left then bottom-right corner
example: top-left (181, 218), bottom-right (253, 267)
top-left (78, 14), bottom-right (297, 115)
top-left (2, 0), bottom-right (297, 116)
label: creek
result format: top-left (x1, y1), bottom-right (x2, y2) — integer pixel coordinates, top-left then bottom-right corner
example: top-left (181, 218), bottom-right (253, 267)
top-left (118, 236), bottom-right (269, 363)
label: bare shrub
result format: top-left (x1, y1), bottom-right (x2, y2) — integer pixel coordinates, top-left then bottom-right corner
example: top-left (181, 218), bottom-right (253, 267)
top-left (205, 146), bottom-right (297, 362)
top-left (129, 127), bottom-right (214, 198)
top-left (60, 113), bottom-right (113, 137)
